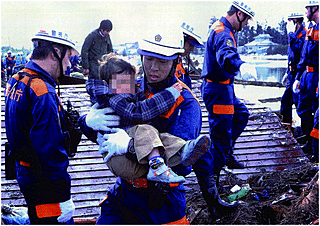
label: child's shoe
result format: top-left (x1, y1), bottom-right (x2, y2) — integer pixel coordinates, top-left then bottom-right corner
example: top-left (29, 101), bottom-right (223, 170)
top-left (147, 164), bottom-right (185, 183)
top-left (181, 135), bottom-right (211, 167)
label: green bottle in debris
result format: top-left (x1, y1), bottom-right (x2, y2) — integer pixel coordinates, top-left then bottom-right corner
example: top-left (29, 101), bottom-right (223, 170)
top-left (228, 184), bottom-right (251, 202)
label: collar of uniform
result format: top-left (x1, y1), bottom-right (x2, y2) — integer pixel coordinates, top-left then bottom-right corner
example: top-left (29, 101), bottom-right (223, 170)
top-left (295, 24), bottom-right (306, 35)
top-left (220, 16), bottom-right (235, 33)
top-left (25, 60), bottom-right (56, 88)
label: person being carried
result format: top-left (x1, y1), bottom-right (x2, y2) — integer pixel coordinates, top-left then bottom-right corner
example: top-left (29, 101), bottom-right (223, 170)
top-left (85, 53), bottom-right (210, 184)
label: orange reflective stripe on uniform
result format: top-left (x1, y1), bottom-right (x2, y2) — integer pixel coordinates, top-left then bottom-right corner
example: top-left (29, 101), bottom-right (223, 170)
top-left (177, 79), bottom-right (200, 105)
top-left (206, 78), bottom-right (230, 84)
top-left (162, 216), bottom-right (189, 225)
top-left (160, 95), bottom-right (184, 118)
top-left (145, 79), bottom-right (199, 119)
top-left (12, 69), bottom-right (49, 97)
top-left (29, 79), bottom-right (49, 97)
top-left (99, 195), bottom-right (108, 207)
top-left (219, 79), bottom-right (231, 84)
top-left (19, 161), bottom-right (30, 167)
top-left (313, 29), bottom-right (319, 41)
top-left (229, 31), bottom-right (237, 48)
top-left (307, 27), bottom-right (319, 41)
top-left (213, 104), bottom-right (234, 115)
top-left (213, 21), bottom-right (225, 34)
top-left (35, 203), bottom-right (61, 218)
top-left (297, 27), bottom-right (307, 39)
top-left (310, 128), bottom-right (319, 139)
top-left (175, 62), bottom-right (186, 79)
top-left (306, 66), bottom-right (316, 72)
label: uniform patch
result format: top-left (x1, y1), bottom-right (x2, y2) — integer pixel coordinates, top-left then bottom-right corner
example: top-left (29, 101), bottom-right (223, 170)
top-left (226, 39), bottom-right (233, 47)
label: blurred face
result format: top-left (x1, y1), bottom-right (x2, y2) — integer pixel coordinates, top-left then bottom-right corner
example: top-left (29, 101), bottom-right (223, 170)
top-left (143, 56), bottom-right (174, 84)
top-left (110, 72), bottom-right (135, 94)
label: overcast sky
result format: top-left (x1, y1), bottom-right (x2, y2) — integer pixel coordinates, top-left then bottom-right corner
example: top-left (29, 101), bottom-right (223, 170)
top-left (1, 1), bottom-right (307, 52)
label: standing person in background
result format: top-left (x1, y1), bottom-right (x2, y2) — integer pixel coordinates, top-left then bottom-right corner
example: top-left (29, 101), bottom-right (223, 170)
top-left (293, 0), bottom-right (319, 155)
top-left (6, 51), bottom-right (15, 77)
top-left (4, 29), bottom-right (78, 224)
top-left (175, 22), bottom-right (204, 89)
top-left (81, 19), bottom-right (113, 80)
top-left (280, 13), bottom-right (307, 127)
top-left (199, 1), bottom-right (258, 218)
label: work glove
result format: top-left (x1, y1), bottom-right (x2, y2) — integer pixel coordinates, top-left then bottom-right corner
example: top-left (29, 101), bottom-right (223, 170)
top-left (281, 72), bottom-right (289, 86)
top-left (57, 199), bottom-right (75, 223)
top-left (97, 128), bottom-right (132, 163)
top-left (287, 22), bottom-right (296, 33)
top-left (240, 63), bottom-right (258, 81)
top-left (166, 82), bottom-right (183, 100)
top-left (293, 80), bottom-right (301, 93)
top-left (85, 103), bottom-right (121, 132)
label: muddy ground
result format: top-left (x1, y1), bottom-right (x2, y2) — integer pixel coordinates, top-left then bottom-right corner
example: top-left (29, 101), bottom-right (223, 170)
top-left (186, 162), bottom-right (319, 225)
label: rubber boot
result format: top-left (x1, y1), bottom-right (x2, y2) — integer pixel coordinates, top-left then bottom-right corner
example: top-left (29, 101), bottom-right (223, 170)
top-left (226, 140), bottom-right (245, 169)
top-left (198, 175), bottom-right (239, 219)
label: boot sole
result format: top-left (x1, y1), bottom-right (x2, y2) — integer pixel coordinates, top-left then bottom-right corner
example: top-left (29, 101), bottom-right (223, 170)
top-left (182, 135), bottom-right (210, 167)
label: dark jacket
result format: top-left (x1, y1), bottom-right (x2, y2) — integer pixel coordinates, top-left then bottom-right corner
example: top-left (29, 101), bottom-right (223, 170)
top-left (81, 29), bottom-right (113, 69)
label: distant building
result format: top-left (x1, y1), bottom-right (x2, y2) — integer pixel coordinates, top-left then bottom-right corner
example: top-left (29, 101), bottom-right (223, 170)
top-left (244, 34), bottom-right (278, 55)
top-left (113, 42), bottom-right (139, 56)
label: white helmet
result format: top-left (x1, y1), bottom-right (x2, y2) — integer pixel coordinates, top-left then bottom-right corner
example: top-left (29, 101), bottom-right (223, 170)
top-left (32, 30), bottom-right (78, 55)
top-left (288, 13), bottom-right (304, 20)
top-left (306, 0), bottom-right (319, 7)
top-left (137, 23), bottom-right (184, 60)
top-left (181, 22), bottom-right (204, 48)
top-left (232, 1), bottom-right (255, 18)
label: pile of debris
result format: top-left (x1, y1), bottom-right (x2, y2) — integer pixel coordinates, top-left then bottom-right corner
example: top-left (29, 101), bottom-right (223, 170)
top-left (186, 162), bottom-right (319, 225)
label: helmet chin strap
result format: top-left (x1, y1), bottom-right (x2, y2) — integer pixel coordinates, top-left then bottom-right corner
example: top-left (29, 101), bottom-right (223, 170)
top-left (50, 45), bottom-right (67, 96)
top-left (236, 12), bottom-right (247, 32)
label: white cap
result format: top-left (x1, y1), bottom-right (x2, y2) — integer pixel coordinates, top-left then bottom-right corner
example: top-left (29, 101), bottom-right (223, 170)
top-left (288, 13), bottom-right (304, 19)
top-left (306, 0), bottom-right (319, 7)
top-left (137, 23), bottom-right (184, 60)
top-left (232, 1), bottom-right (255, 18)
top-left (32, 30), bottom-right (78, 55)
top-left (181, 22), bottom-right (204, 48)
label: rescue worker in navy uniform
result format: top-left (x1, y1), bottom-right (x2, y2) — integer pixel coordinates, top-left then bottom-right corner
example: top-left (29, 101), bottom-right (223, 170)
top-left (1, 58), bottom-right (6, 80)
top-left (175, 22), bottom-right (204, 89)
top-left (4, 30), bottom-right (78, 224)
top-left (310, 89), bottom-right (319, 163)
top-left (199, 1), bottom-right (258, 217)
top-left (81, 19), bottom-right (113, 79)
top-left (280, 13), bottom-right (307, 126)
top-left (79, 22), bottom-right (201, 224)
top-left (6, 50), bottom-right (15, 77)
top-left (293, 0), bottom-right (319, 155)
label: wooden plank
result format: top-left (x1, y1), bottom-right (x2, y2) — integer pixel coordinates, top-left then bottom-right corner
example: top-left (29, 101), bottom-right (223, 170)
top-left (1, 81), bottom-right (307, 221)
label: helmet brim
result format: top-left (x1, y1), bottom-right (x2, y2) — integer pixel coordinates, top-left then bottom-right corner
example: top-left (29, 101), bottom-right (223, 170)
top-left (183, 30), bottom-right (204, 48)
top-left (137, 49), bottom-right (179, 60)
top-left (32, 34), bottom-right (79, 55)
top-left (188, 37), bottom-right (204, 48)
top-left (138, 39), bottom-right (184, 58)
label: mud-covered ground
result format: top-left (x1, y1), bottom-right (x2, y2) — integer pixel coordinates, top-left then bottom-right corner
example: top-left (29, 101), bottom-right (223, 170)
top-left (186, 162), bottom-right (319, 225)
